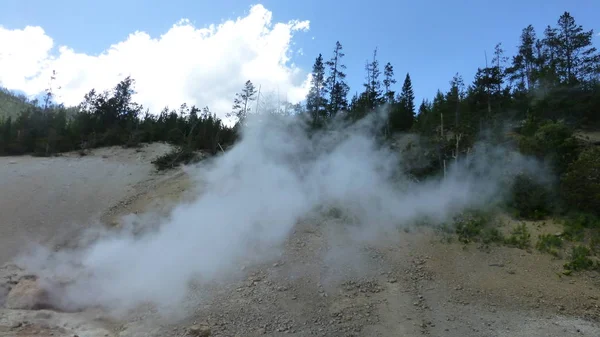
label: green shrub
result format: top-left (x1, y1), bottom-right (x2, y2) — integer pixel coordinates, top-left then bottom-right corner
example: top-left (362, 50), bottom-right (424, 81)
top-left (562, 213), bottom-right (600, 241)
top-left (507, 173), bottom-right (553, 220)
top-left (481, 227), bottom-right (505, 244)
top-left (536, 234), bottom-right (563, 256)
top-left (152, 147), bottom-right (203, 171)
top-left (505, 223), bottom-right (531, 249)
top-left (590, 230), bottom-right (600, 255)
top-left (517, 120), bottom-right (580, 175)
top-left (564, 245), bottom-right (596, 271)
top-left (452, 211), bottom-right (492, 244)
top-left (561, 147), bottom-right (600, 215)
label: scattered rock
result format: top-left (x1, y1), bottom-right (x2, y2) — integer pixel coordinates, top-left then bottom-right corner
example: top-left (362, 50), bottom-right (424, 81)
top-left (188, 324), bottom-right (211, 337)
top-left (5, 278), bottom-right (50, 310)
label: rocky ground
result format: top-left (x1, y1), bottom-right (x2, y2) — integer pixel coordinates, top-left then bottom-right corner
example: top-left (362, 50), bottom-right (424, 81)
top-left (1, 144), bottom-right (600, 337)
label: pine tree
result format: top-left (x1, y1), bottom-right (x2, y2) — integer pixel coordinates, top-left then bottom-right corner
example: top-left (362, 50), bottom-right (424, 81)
top-left (507, 25), bottom-right (538, 90)
top-left (383, 62), bottom-right (397, 103)
top-left (415, 99), bottom-right (433, 133)
top-left (230, 80), bottom-right (258, 124)
top-left (540, 25), bottom-right (561, 87)
top-left (491, 43), bottom-right (509, 94)
top-left (447, 73), bottom-right (465, 128)
top-left (549, 12), bottom-right (600, 85)
top-left (325, 41), bottom-right (349, 117)
top-left (363, 48), bottom-right (383, 111)
top-left (388, 73), bottom-right (415, 133)
top-left (399, 73), bottom-right (415, 116)
top-left (306, 54), bottom-right (328, 126)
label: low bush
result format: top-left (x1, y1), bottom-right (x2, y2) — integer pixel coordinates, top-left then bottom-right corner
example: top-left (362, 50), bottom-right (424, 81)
top-left (504, 223), bottom-right (531, 249)
top-left (507, 173), bottom-right (554, 220)
top-left (561, 147), bottom-right (600, 215)
top-left (564, 245), bottom-right (596, 271)
top-left (536, 234), bottom-right (562, 256)
top-left (152, 147), bottom-right (204, 171)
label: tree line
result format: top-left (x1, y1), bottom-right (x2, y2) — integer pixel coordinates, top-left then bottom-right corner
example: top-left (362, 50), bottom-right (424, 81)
top-left (0, 76), bottom-right (236, 157)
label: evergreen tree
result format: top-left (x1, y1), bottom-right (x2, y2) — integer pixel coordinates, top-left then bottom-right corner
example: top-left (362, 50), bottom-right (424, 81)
top-left (447, 73), bottom-right (465, 129)
top-left (399, 73), bottom-right (415, 116)
top-left (325, 41), bottom-right (349, 117)
top-left (306, 54), bottom-right (328, 126)
top-left (363, 48), bottom-right (383, 111)
top-left (507, 25), bottom-right (538, 90)
top-left (540, 25), bottom-right (561, 87)
top-left (383, 62), bottom-right (397, 103)
top-left (230, 80), bottom-right (258, 124)
top-left (388, 73), bottom-right (415, 132)
top-left (549, 12), bottom-right (600, 85)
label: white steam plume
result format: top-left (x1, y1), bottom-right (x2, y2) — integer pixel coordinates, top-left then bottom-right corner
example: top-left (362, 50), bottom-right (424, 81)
top-left (16, 107), bottom-right (546, 316)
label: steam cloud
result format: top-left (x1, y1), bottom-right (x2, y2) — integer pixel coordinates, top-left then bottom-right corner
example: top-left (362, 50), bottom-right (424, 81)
top-left (16, 107), bottom-right (546, 316)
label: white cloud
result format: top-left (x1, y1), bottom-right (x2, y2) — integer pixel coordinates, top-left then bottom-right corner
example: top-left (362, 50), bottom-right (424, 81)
top-left (0, 4), bottom-right (311, 118)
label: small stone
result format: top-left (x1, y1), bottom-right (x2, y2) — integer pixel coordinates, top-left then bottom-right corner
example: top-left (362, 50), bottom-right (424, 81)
top-left (188, 324), bottom-right (211, 337)
top-left (388, 278), bottom-right (398, 283)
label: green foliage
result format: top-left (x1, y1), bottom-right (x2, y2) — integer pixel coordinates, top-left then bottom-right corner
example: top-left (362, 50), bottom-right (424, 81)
top-left (306, 54), bottom-right (328, 127)
top-left (228, 80), bottom-right (258, 124)
top-left (0, 88), bottom-right (36, 119)
top-left (325, 41), bottom-right (350, 116)
top-left (564, 245), bottom-right (596, 271)
top-left (560, 213), bottom-right (599, 242)
top-left (562, 220), bottom-right (586, 242)
top-left (561, 147), bottom-right (600, 215)
top-left (507, 173), bottom-right (553, 220)
top-left (0, 78), bottom-right (236, 158)
top-left (151, 147), bottom-right (204, 171)
top-left (505, 223), bottom-right (531, 249)
top-left (481, 227), bottom-right (505, 245)
top-left (536, 234), bottom-right (563, 256)
top-left (590, 230), bottom-right (600, 255)
top-left (517, 120), bottom-right (580, 175)
top-left (451, 211), bottom-right (503, 244)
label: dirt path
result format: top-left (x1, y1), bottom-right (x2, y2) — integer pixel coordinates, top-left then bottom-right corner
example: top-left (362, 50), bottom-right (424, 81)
top-left (1, 145), bottom-right (600, 336)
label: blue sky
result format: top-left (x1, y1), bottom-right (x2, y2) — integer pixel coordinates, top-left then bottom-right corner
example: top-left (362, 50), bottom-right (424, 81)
top-left (1, 0), bottom-right (599, 111)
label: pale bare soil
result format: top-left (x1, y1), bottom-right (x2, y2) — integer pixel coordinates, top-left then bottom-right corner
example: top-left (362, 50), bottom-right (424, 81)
top-left (1, 145), bottom-right (600, 337)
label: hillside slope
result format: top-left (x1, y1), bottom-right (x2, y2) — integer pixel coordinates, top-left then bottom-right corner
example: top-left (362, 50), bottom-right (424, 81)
top-left (0, 145), bottom-right (599, 337)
